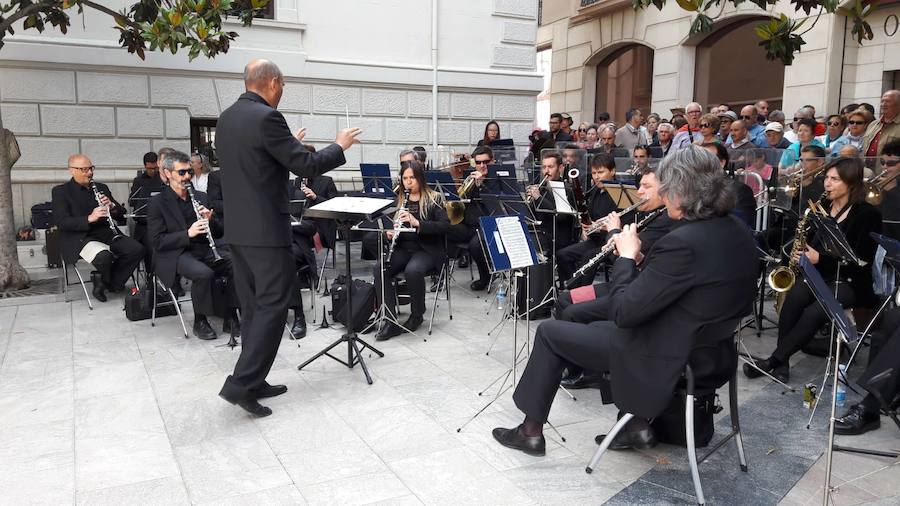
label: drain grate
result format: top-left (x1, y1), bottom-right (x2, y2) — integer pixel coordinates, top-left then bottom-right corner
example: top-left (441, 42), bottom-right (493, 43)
top-left (0, 277), bottom-right (62, 299)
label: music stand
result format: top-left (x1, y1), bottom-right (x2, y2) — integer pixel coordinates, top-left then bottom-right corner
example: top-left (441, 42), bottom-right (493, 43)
top-left (297, 197), bottom-right (391, 384)
top-left (603, 181), bottom-right (640, 208)
top-left (360, 163), bottom-right (396, 199)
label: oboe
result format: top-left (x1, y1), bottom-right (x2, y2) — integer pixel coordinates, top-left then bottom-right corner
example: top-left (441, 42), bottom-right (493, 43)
top-left (386, 189), bottom-right (411, 263)
top-left (185, 182), bottom-right (223, 263)
top-left (565, 206), bottom-right (665, 289)
top-left (90, 180), bottom-right (123, 240)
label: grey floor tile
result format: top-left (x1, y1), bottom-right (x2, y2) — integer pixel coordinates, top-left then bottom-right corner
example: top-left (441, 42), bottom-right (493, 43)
top-left (75, 475), bottom-right (190, 506)
top-left (195, 484), bottom-right (308, 505)
top-left (74, 361), bottom-right (153, 400)
top-left (278, 439), bottom-right (390, 487)
top-left (297, 471), bottom-right (411, 506)
top-left (0, 419), bottom-right (74, 475)
top-left (0, 465), bottom-right (74, 506)
top-left (341, 403), bottom-right (463, 463)
top-left (256, 400), bottom-right (362, 455)
top-left (76, 431), bottom-right (180, 492)
top-left (0, 383), bottom-right (74, 429)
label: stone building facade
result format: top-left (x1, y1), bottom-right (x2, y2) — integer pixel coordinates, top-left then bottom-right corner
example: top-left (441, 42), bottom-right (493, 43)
top-left (1, 0), bottom-right (543, 228)
top-left (539, 0), bottom-right (900, 125)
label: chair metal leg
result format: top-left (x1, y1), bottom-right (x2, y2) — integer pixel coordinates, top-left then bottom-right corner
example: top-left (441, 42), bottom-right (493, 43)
top-left (586, 413), bottom-right (634, 473)
top-left (151, 276), bottom-right (157, 327)
top-left (685, 392), bottom-right (705, 505)
top-left (317, 248), bottom-right (330, 291)
top-left (445, 262), bottom-right (452, 321)
top-left (73, 265), bottom-right (94, 310)
top-left (169, 288), bottom-right (189, 339)
top-left (62, 260), bottom-right (70, 303)
top-left (730, 372), bottom-right (749, 472)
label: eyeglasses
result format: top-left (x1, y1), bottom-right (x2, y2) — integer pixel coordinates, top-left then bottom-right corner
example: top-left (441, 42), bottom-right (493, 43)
top-left (881, 159), bottom-right (900, 167)
top-left (69, 165), bottom-right (95, 173)
top-left (827, 122), bottom-right (842, 127)
top-left (473, 160), bottom-right (491, 165)
top-left (699, 123), bottom-right (711, 128)
top-left (686, 110), bottom-right (701, 115)
top-left (793, 117), bottom-right (802, 122)
top-left (848, 120), bottom-right (866, 125)
top-left (578, 128), bottom-right (587, 132)
top-left (174, 168), bottom-right (195, 176)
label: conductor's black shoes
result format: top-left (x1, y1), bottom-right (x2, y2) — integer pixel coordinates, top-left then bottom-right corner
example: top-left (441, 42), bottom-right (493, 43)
top-left (251, 383), bottom-right (288, 399)
top-left (492, 425), bottom-right (546, 456)
top-left (193, 317), bottom-right (217, 340)
top-left (834, 403), bottom-right (881, 435)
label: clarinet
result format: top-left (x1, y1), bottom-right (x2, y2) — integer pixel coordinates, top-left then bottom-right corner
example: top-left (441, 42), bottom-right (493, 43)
top-left (564, 207), bottom-right (666, 289)
top-left (185, 182), bottom-right (223, 263)
top-left (90, 180), bottom-right (123, 240)
top-left (386, 189), bottom-right (411, 263)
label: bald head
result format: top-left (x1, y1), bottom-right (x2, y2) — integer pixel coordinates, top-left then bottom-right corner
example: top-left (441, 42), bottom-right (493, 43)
top-left (68, 153), bottom-right (90, 167)
top-left (243, 59), bottom-right (285, 109)
top-left (67, 154), bottom-right (94, 185)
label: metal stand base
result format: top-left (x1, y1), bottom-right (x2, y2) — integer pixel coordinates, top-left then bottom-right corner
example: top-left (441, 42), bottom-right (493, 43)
top-left (297, 332), bottom-right (384, 385)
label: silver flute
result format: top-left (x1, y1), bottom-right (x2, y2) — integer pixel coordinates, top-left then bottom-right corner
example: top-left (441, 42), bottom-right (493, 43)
top-left (386, 189), bottom-right (411, 263)
top-left (90, 180), bottom-right (123, 240)
top-left (565, 206), bottom-right (665, 289)
top-left (185, 182), bottom-right (223, 263)
top-left (583, 198), bottom-right (649, 237)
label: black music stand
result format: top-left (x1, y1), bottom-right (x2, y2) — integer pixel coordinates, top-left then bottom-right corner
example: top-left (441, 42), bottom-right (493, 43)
top-left (297, 197), bottom-right (392, 384)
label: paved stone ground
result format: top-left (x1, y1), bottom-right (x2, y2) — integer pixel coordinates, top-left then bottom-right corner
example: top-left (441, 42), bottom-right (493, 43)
top-left (1, 255), bottom-right (898, 505)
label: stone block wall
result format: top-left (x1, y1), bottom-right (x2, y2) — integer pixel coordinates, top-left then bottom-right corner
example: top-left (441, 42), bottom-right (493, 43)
top-left (1, 65), bottom-right (536, 228)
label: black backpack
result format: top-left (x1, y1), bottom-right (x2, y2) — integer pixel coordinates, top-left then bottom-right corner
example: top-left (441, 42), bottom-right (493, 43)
top-left (31, 202), bottom-right (53, 229)
top-left (123, 288), bottom-right (178, 321)
top-left (330, 275), bottom-right (376, 332)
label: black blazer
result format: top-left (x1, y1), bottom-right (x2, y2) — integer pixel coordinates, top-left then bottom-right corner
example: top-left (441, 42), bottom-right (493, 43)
top-left (206, 170), bottom-right (224, 220)
top-left (148, 187), bottom-right (223, 289)
top-left (606, 215), bottom-right (757, 419)
top-left (215, 92), bottom-right (346, 247)
top-left (51, 179), bottom-right (126, 264)
top-left (811, 201), bottom-right (882, 307)
top-left (531, 182), bottom-right (576, 249)
top-left (405, 199), bottom-right (451, 260)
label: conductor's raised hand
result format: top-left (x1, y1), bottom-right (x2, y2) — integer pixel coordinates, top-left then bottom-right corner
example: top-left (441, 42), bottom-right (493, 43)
top-left (612, 223), bottom-right (641, 260)
top-left (335, 128), bottom-right (362, 150)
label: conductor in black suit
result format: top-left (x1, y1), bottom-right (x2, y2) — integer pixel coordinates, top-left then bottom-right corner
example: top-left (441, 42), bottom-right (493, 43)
top-left (492, 146), bottom-right (757, 456)
top-left (216, 59), bottom-right (360, 417)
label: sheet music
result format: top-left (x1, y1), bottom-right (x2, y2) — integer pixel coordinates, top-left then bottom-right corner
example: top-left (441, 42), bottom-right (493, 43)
top-left (496, 216), bottom-right (533, 269)
top-left (309, 196), bottom-right (392, 215)
top-left (549, 180), bottom-right (575, 214)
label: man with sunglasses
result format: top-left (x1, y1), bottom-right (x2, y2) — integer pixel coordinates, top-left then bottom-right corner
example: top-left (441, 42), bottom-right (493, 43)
top-left (464, 146), bottom-right (496, 291)
top-left (148, 150), bottom-right (240, 341)
top-left (51, 154), bottom-right (145, 302)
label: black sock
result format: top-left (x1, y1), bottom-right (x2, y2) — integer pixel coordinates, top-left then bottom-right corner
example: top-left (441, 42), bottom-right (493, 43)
top-left (521, 417), bottom-right (543, 437)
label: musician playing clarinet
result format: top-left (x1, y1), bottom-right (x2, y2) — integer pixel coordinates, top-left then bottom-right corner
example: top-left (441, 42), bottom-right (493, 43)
top-left (51, 154), bottom-right (144, 303)
top-left (528, 151), bottom-right (576, 256)
top-left (556, 154), bottom-right (624, 289)
top-left (148, 150), bottom-right (240, 341)
top-left (373, 161), bottom-right (450, 341)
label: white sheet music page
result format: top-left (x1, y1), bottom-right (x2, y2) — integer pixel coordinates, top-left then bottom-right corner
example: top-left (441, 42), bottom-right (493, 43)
top-left (549, 180), bottom-right (575, 214)
top-left (496, 216), bottom-right (533, 269)
top-left (309, 196), bottom-right (392, 215)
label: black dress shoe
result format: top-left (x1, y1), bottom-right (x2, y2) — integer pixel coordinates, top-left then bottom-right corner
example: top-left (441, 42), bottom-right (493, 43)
top-left (375, 322), bottom-right (403, 341)
top-left (251, 383), bottom-right (288, 399)
top-left (402, 314), bottom-right (423, 332)
top-left (470, 279), bottom-right (488, 291)
top-left (90, 272), bottom-right (107, 303)
top-left (834, 403), bottom-right (881, 435)
top-left (457, 255), bottom-right (469, 269)
top-left (594, 426), bottom-right (658, 450)
top-left (193, 317), bottom-right (217, 340)
top-left (290, 315), bottom-right (307, 340)
top-left (492, 425), bottom-right (546, 456)
top-left (743, 357), bottom-right (788, 382)
top-left (560, 372), bottom-right (606, 390)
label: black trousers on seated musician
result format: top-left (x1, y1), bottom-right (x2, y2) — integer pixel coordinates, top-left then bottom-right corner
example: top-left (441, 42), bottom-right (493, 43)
top-left (374, 245), bottom-right (440, 320)
top-left (772, 281), bottom-right (855, 364)
top-left (88, 239), bottom-right (145, 291)
top-left (176, 247), bottom-right (238, 316)
top-left (556, 236), bottom-right (604, 288)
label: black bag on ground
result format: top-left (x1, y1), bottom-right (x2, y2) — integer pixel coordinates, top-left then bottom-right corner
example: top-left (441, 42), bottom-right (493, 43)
top-left (650, 393), bottom-right (717, 448)
top-left (330, 274), bottom-right (376, 331)
top-left (31, 202), bottom-right (53, 229)
top-left (45, 228), bottom-right (61, 268)
top-left (124, 288), bottom-right (178, 321)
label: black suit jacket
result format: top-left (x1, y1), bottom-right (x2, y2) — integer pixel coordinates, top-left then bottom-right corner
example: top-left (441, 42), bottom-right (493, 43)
top-left (215, 92), bottom-right (346, 247)
top-left (206, 170), bottom-right (224, 220)
top-left (148, 187), bottom-right (223, 289)
top-left (811, 201), bottom-right (881, 307)
top-left (606, 215), bottom-right (757, 419)
top-left (51, 179), bottom-right (126, 264)
top-left (406, 200), bottom-right (451, 260)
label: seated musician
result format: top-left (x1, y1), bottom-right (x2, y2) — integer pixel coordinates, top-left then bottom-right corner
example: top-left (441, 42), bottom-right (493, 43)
top-left (876, 139), bottom-right (900, 240)
top-left (148, 150), bottom-right (240, 340)
top-left (527, 152), bottom-right (575, 259)
top-left (701, 142), bottom-right (757, 229)
top-left (492, 146), bottom-right (757, 455)
top-left (130, 151), bottom-right (166, 275)
top-left (835, 306), bottom-right (900, 435)
top-left (462, 147), bottom-right (495, 291)
top-left (373, 161), bottom-right (450, 341)
top-left (745, 156), bottom-right (881, 383)
top-left (51, 154), bottom-right (145, 302)
top-left (555, 154), bottom-right (621, 289)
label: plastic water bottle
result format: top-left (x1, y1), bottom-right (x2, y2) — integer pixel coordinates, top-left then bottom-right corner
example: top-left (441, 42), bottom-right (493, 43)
top-left (496, 285), bottom-right (506, 311)
top-left (836, 364), bottom-right (847, 408)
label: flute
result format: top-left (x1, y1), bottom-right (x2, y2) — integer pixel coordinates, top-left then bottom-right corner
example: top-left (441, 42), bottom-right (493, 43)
top-left (583, 198), bottom-right (649, 236)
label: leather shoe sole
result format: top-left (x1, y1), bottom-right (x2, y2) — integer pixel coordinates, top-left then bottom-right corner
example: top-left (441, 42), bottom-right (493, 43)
top-left (594, 429), bottom-right (658, 451)
top-left (219, 393), bottom-right (272, 417)
top-left (492, 426), bottom-right (545, 456)
top-left (252, 384), bottom-right (288, 399)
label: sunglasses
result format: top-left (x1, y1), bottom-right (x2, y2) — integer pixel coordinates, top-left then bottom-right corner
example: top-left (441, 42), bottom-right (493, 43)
top-left (69, 165), bottom-right (95, 173)
top-left (882, 159), bottom-right (900, 167)
top-left (793, 117), bottom-right (802, 122)
top-left (174, 168), bottom-right (195, 176)
top-left (848, 120), bottom-right (866, 125)
top-left (473, 160), bottom-right (491, 165)
top-left (699, 123), bottom-right (711, 128)
top-left (578, 128), bottom-right (587, 132)
top-left (827, 122), bottom-right (842, 127)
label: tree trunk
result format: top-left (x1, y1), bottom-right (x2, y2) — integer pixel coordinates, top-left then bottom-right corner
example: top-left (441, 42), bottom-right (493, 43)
top-left (0, 110), bottom-right (31, 291)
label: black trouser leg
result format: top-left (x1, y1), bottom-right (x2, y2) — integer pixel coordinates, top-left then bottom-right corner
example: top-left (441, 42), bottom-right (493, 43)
top-left (404, 251), bottom-right (438, 318)
top-left (176, 252), bottom-right (216, 316)
top-left (108, 236), bottom-right (144, 290)
top-left (468, 234), bottom-right (489, 281)
top-left (512, 320), bottom-right (613, 423)
top-left (289, 243), bottom-right (307, 311)
top-left (220, 245), bottom-right (293, 401)
top-left (90, 250), bottom-right (114, 286)
top-left (558, 283), bottom-right (610, 323)
top-left (556, 240), bottom-right (600, 287)
top-left (374, 248), bottom-right (412, 319)
top-left (772, 281), bottom-right (855, 364)
top-left (859, 310), bottom-right (900, 411)
top-left (134, 223), bottom-right (154, 276)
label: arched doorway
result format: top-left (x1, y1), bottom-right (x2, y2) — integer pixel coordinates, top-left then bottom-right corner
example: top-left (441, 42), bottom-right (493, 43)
top-left (693, 16), bottom-right (785, 112)
top-left (593, 44), bottom-right (654, 124)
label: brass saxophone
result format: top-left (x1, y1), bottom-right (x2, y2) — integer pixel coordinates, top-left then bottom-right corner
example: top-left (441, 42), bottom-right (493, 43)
top-left (768, 192), bottom-right (828, 294)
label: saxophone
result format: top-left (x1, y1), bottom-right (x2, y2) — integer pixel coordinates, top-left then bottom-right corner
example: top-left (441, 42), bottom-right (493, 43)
top-left (768, 192), bottom-right (828, 294)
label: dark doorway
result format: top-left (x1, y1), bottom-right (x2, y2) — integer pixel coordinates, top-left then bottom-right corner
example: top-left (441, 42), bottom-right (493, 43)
top-left (190, 118), bottom-right (218, 167)
top-left (594, 45), bottom-right (654, 125)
